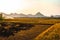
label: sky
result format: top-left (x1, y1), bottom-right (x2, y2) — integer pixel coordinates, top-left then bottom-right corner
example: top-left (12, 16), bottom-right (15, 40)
top-left (0, 0), bottom-right (60, 16)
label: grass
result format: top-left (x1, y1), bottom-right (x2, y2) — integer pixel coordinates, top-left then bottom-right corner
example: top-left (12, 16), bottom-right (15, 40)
top-left (34, 23), bottom-right (60, 40)
top-left (2, 18), bottom-right (60, 25)
top-left (0, 18), bottom-right (60, 40)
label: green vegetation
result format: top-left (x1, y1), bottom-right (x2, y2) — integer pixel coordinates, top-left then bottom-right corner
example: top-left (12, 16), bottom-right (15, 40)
top-left (0, 14), bottom-right (3, 21)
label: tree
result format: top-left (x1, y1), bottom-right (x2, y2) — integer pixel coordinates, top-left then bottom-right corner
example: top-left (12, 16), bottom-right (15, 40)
top-left (0, 13), bottom-right (3, 21)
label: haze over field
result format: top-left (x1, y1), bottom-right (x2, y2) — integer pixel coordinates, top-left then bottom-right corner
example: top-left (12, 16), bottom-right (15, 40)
top-left (0, 0), bottom-right (60, 16)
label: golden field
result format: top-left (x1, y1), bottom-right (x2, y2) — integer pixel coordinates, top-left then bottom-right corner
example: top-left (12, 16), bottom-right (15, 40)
top-left (0, 17), bottom-right (60, 40)
top-left (34, 23), bottom-right (60, 40)
top-left (2, 18), bottom-right (60, 24)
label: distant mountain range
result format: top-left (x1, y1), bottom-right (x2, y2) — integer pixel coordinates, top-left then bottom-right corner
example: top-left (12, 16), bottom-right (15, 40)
top-left (2, 12), bottom-right (60, 19)
top-left (2, 12), bottom-right (46, 19)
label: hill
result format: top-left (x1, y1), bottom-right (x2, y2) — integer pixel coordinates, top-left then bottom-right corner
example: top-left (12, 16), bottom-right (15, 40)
top-left (34, 23), bottom-right (60, 40)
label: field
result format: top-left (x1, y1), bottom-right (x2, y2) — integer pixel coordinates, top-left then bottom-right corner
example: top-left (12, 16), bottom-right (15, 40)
top-left (2, 18), bottom-right (60, 24)
top-left (0, 17), bottom-right (60, 40)
top-left (34, 23), bottom-right (60, 40)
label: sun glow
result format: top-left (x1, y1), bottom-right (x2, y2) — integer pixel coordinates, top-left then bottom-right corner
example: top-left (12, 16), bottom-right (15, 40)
top-left (0, 0), bottom-right (60, 16)
top-left (0, 0), bottom-right (29, 13)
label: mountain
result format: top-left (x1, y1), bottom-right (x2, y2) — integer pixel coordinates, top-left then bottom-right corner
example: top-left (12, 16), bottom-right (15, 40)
top-left (34, 12), bottom-right (45, 17)
top-left (11, 13), bottom-right (27, 17)
top-left (27, 12), bottom-right (45, 17)
top-left (19, 13), bottom-right (27, 17)
top-left (27, 14), bottom-right (35, 17)
top-left (10, 13), bottom-right (27, 17)
top-left (2, 12), bottom-right (46, 19)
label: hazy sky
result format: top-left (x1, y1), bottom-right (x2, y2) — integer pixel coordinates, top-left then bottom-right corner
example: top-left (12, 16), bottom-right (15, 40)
top-left (0, 0), bottom-right (60, 16)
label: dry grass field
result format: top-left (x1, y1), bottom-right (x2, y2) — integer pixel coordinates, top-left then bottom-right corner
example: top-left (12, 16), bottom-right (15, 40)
top-left (3, 18), bottom-right (60, 24)
top-left (0, 18), bottom-right (60, 40)
top-left (34, 23), bottom-right (60, 40)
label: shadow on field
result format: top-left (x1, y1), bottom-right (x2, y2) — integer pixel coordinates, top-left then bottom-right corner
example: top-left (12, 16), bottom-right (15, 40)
top-left (0, 22), bottom-right (34, 37)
